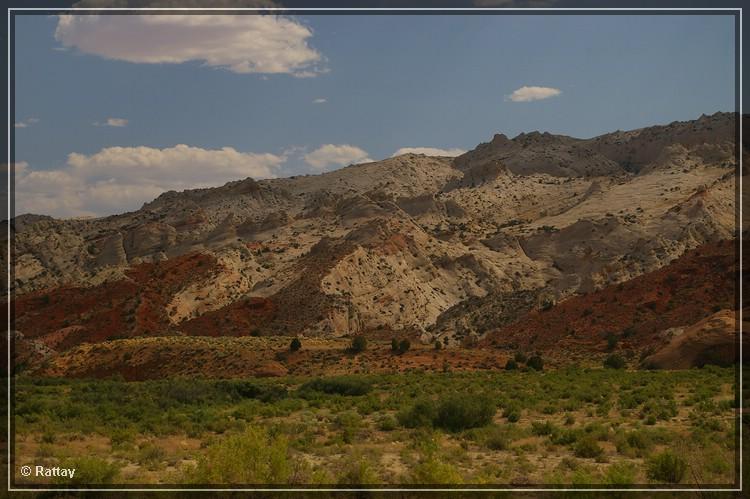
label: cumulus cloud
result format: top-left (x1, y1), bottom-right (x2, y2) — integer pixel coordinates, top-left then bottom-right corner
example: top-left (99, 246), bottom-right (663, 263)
top-left (54, 14), bottom-right (326, 77)
top-left (94, 117), bottom-right (128, 127)
top-left (392, 147), bottom-right (466, 157)
top-left (507, 86), bottom-right (561, 102)
top-left (312, 98), bottom-right (327, 104)
top-left (304, 144), bottom-right (372, 171)
top-left (14, 118), bottom-right (38, 129)
top-left (15, 145), bottom-right (285, 218)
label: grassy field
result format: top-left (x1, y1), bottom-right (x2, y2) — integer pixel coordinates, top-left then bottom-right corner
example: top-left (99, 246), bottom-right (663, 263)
top-left (13, 366), bottom-right (738, 487)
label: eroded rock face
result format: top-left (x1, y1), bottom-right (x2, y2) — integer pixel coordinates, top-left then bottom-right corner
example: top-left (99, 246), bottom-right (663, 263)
top-left (8, 112), bottom-right (739, 350)
top-left (124, 222), bottom-right (177, 260)
top-left (642, 310), bottom-right (739, 369)
top-left (95, 233), bottom-right (127, 268)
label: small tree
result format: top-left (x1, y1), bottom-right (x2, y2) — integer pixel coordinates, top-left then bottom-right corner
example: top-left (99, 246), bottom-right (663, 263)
top-left (647, 451), bottom-right (687, 483)
top-left (398, 339), bottom-right (411, 354)
top-left (290, 337), bottom-right (302, 352)
top-left (391, 338), bottom-right (399, 352)
top-left (350, 336), bottom-right (367, 353)
top-left (527, 355), bottom-right (544, 371)
top-left (606, 332), bottom-right (619, 352)
top-left (505, 359), bottom-right (518, 371)
top-left (603, 353), bottom-right (626, 369)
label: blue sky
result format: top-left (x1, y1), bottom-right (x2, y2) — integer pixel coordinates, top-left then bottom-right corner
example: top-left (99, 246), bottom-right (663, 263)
top-left (13, 13), bottom-right (735, 217)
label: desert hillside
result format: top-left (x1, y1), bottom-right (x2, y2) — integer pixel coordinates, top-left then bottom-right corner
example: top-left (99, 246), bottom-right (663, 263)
top-left (6, 112), bottom-right (740, 374)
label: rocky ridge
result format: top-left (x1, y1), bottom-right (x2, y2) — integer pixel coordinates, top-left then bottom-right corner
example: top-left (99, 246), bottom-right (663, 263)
top-left (6, 112), bottom-right (739, 361)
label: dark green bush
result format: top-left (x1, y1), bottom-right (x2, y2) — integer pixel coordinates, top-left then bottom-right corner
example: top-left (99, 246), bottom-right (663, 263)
top-left (604, 354), bottom-right (626, 369)
top-left (299, 376), bottom-right (372, 396)
top-left (550, 428), bottom-right (579, 446)
top-left (484, 431), bottom-right (508, 450)
top-left (217, 380), bottom-right (287, 403)
top-left (503, 404), bottom-right (520, 423)
top-left (606, 332), bottom-right (619, 352)
top-left (398, 398), bottom-right (437, 428)
top-left (647, 451), bottom-right (687, 483)
top-left (531, 420), bottom-right (556, 436)
top-left (574, 437), bottom-right (603, 458)
top-left (350, 336), bottom-right (367, 353)
top-left (58, 457), bottom-right (120, 485)
top-left (398, 339), bottom-right (411, 354)
top-left (434, 394), bottom-right (496, 432)
top-left (527, 355), bottom-right (544, 371)
top-left (289, 337), bottom-right (302, 352)
top-left (505, 359), bottom-right (518, 371)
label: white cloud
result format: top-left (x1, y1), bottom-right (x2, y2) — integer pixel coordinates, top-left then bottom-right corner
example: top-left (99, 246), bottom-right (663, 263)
top-left (507, 86), bottom-right (561, 102)
top-left (14, 118), bottom-right (38, 128)
top-left (54, 14), bottom-right (326, 77)
top-left (93, 117), bottom-right (128, 127)
top-left (15, 145), bottom-right (285, 218)
top-left (392, 147), bottom-right (466, 157)
top-left (313, 98), bottom-right (327, 104)
top-left (304, 144), bottom-right (373, 171)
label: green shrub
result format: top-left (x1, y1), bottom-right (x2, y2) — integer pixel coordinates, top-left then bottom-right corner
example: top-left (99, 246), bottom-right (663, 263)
top-left (503, 405), bottom-right (520, 423)
top-left (337, 455), bottom-right (381, 485)
top-left (350, 336), bottom-right (367, 353)
top-left (398, 339), bottom-right (411, 354)
top-left (604, 354), bottom-right (626, 369)
top-left (505, 359), bottom-right (518, 371)
top-left (705, 450), bottom-right (730, 474)
top-left (137, 442), bottom-right (166, 470)
top-left (217, 380), bottom-right (287, 403)
top-left (574, 437), bottom-right (604, 459)
top-left (398, 398), bottom-right (437, 428)
top-left (483, 428), bottom-right (509, 451)
top-left (550, 428), bottom-right (579, 446)
top-left (434, 394), bottom-right (495, 432)
top-left (606, 332), bottom-right (619, 352)
top-left (391, 338), bottom-right (399, 352)
top-left (289, 338), bottom-right (302, 352)
top-left (409, 457), bottom-right (463, 484)
top-left (299, 376), bottom-right (372, 396)
top-left (57, 457), bottom-right (120, 485)
top-left (527, 355), bottom-right (544, 371)
top-left (184, 426), bottom-right (292, 484)
top-left (109, 427), bottom-right (136, 449)
top-left (335, 410), bottom-right (362, 444)
top-left (531, 420), bottom-right (556, 436)
top-left (605, 462), bottom-right (636, 485)
top-left (647, 451), bottom-right (687, 483)
top-left (377, 415), bottom-right (398, 431)
top-left (625, 430), bottom-right (651, 451)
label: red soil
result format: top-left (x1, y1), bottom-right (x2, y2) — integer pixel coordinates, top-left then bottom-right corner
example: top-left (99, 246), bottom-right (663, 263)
top-left (178, 296), bottom-right (277, 337)
top-left (483, 239), bottom-right (737, 354)
top-left (12, 253), bottom-right (217, 349)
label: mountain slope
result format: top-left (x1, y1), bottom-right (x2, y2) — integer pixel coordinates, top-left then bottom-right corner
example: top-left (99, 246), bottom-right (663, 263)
top-left (7, 112), bottom-right (739, 362)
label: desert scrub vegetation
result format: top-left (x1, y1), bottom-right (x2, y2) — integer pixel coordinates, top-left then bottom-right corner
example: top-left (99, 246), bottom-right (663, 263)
top-left (14, 366), bottom-right (737, 486)
top-left (182, 426), bottom-right (295, 484)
